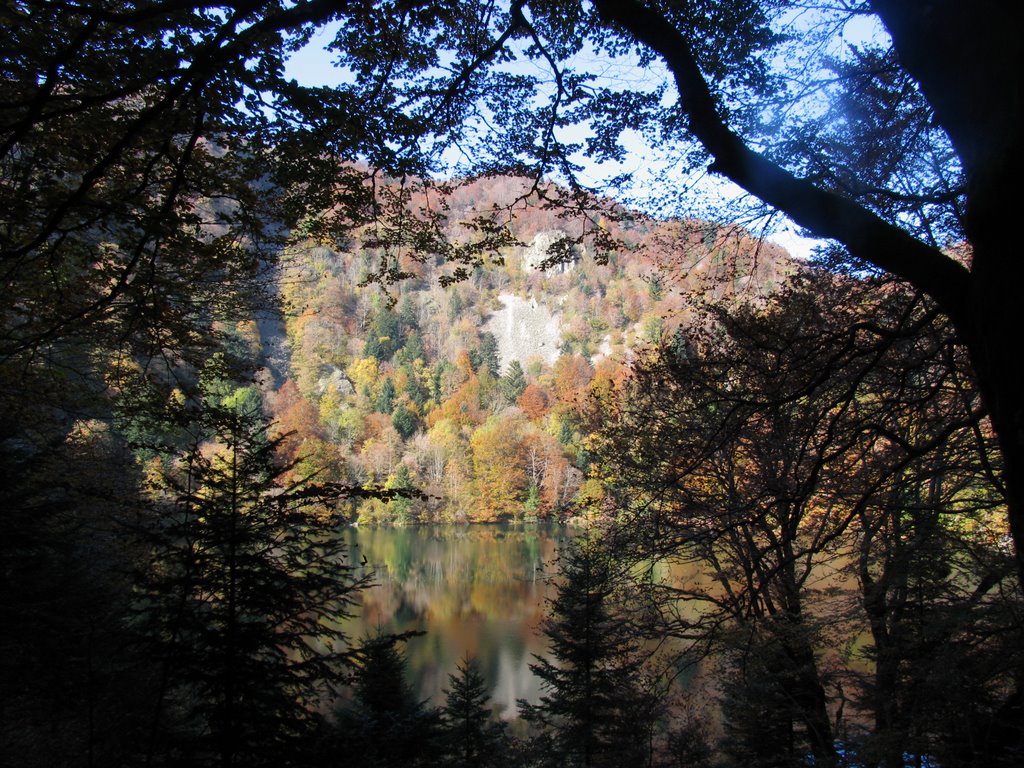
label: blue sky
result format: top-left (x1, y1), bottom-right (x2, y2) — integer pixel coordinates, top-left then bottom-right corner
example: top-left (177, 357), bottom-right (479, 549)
top-left (282, 18), bottom-right (825, 260)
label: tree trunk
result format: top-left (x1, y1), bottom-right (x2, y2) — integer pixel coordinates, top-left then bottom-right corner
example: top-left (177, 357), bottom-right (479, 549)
top-left (870, 0), bottom-right (1024, 592)
top-left (963, 256), bottom-right (1024, 760)
top-left (964, 228), bottom-right (1024, 591)
top-left (861, 566), bottom-right (905, 768)
top-left (782, 639), bottom-right (837, 768)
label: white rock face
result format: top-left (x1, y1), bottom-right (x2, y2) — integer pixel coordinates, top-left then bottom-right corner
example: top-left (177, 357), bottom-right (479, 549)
top-left (521, 230), bottom-right (578, 273)
top-left (317, 367), bottom-right (354, 396)
top-left (484, 293), bottom-right (563, 372)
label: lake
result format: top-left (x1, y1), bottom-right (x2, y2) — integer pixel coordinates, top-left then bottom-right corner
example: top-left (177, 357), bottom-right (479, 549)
top-left (341, 524), bottom-right (572, 719)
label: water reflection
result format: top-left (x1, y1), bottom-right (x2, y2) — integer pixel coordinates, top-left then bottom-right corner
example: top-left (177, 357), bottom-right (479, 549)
top-left (342, 524), bottom-right (570, 719)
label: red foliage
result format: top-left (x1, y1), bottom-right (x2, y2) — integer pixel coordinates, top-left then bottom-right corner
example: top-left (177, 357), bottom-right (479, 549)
top-left (517, 383), bottom-right (551, 420)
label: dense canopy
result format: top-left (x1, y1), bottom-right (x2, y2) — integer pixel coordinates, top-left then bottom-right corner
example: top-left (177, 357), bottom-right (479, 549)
top-left (2, 2), bottom-right (1023, 765)
top-left (4, 2), bottom-right (1021, 573)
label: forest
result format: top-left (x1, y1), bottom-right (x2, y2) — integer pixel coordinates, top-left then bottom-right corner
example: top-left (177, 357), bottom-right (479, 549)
top-left (2, 1), bottom-right (1022, 767)
top-left (269, 173), bottom-right (791, 524)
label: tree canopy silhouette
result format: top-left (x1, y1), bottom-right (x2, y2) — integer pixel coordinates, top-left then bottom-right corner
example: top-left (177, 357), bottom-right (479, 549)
top-left (5, 1), bottom-right (1021, 583)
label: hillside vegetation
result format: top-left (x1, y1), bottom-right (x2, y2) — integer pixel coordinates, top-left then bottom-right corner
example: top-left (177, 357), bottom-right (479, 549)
top-left (265, 176), bottom-right (793, 523)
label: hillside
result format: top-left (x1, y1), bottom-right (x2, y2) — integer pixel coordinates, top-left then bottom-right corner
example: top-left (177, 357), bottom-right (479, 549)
top-left (261, 176), bottom-right (796, 523)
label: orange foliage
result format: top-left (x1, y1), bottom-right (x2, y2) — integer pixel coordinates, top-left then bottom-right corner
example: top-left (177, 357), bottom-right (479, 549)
top-left (551, 354), bottom-right (594, 404)
top-left (426, 373), bottom-right (483, 429)
top-left (362, 412), bottom-right (394, 442)
top-left (517, 383), bottom-right (550, 420)
top-left (588, 357), bottom-right (625, 403)
top-left (271, 379), bottom-right (325, 463)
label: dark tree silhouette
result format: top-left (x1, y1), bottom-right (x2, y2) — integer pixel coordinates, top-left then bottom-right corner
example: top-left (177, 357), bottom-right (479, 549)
top-left (439, 655), bottom-right (505, 768)
top-left (520, 535), bottom-right (659, 768)
top-left (135, 396), bottom-right (368, 767)
top-left (332, 634), bottom-right (441, 768)
top-left (591, 271), bottom-right (1022, 766)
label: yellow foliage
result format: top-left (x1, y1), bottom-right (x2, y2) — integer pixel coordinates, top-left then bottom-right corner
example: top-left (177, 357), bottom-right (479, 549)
top-left (347, 356), bottom-right (380, 393)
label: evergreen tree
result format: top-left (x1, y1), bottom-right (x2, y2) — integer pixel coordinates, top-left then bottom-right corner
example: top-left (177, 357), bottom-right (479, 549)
top-left (447, 290), bottom-right (465, 321)
top-left (501, 360), bottom-right (528, 403)
top-left (718, 633), bottom-right (803, 768)
top-left (375, 378), bottom-right (396, 414)
top-left (519, 536), bottom-right (658, 768)
top-left (402, 362), bottom-right (430, 408)
top-left (333, 635), bottom-right (441, 768)
top-left (397, 330), bottom-right (426, 366)
top-left (391, 400), bottom-right (419, 440)
top-left (440, 656), bottom-right (505, 768)
top-left (397, 294), bottom-right (419, 332)
top-left (384, 463), bottom-right (416, 524)
top-left (431, 362), bottom-right (450, 404)
top-left (364, 304), bottom-right (403, 362)
top-left (135, 396), bottom-right (368, 767)
top-left (472, 332), bottom-right (500, 379)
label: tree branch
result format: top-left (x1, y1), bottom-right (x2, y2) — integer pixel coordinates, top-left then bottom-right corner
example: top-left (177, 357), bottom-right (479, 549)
top-left (592, 0), bottom-right (970, 327)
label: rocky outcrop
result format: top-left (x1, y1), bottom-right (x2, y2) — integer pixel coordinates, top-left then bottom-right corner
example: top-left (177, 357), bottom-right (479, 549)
top-left (521, 230), bottom-right (579, 273)
top-left (483, 293), bottom-right (563, 372)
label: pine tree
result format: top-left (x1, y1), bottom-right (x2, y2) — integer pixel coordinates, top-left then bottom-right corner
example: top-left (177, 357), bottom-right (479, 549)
top-left (375, 377), bottom-right (396, 414)
top-left (519, 536), bottom-right (659, 768)
top-left (391, 400), bottom-right (419, 440)
top-left (333, 635), bottom-right (441, 768)
top-left (501, 360), bottom-right (528, 403)
top-left (440, 656), bottom-right (505, 768)
top-left (718, 633), bottom-right (801, 768)
top-left (364, 304), bottom-right (403, 362)
top-left (396, 330), bottom-right (426, 366)
top-left (475, 332), bottom-right (501, 378)
top-left (134, 395), bottom-right (368, 767)
top-left (384, 463), bottom-right (416, 524)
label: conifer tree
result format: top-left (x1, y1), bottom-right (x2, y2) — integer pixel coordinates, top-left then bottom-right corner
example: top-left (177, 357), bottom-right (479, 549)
top-left (135, 395), bottom-right (367, 767)
top-left (519, 536), bottom-right (659, 768)
top-left (384, 463), bottom-right (416, 524)
top-left (440, 656), bottom-right (505, 768)
top-left (365, 304), bottom-right (403, 362)
top-left (375, 378), bottom-right (396, 414)
top-left (501, 360), bottom-right (528, 403)
top-left (475, 332), bottom-right (501, 379)
top-left (333, 635), bottom-right (441, 768)
top-left (391, 400), bottom-right (419, 440)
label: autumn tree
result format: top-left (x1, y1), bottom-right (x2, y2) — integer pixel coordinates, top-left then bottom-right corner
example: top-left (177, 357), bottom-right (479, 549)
top-left (470, 413), bottom-right (528, 522)
top-left (593, 271), bottom-right (1022, 765)
top-left (423, 418), bottom-right (474, 520)
top-left (589, 1), bottom-right (1024, 589)
top-left (518, 383), bottom-right (551, 421)
top-left (269, 379), bottom-right (326, 465)
top-left (551, 354), bottom-right (594, 406)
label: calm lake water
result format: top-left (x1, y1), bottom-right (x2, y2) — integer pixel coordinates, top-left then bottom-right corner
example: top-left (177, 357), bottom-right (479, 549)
top-left (341, 524), bottom-right (571, 719)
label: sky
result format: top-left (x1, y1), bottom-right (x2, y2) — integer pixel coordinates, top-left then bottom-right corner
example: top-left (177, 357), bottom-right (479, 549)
top-left (281, 20), bottom-right (825, 261)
